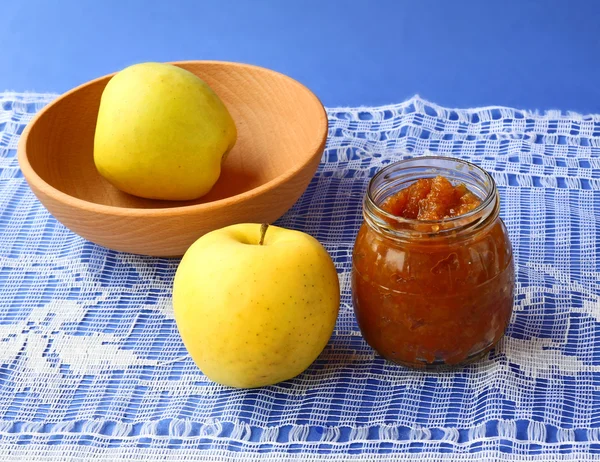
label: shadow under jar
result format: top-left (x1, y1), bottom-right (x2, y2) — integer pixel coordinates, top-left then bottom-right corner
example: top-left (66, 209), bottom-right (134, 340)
top-left (351, 157), bottom-right (515, 369)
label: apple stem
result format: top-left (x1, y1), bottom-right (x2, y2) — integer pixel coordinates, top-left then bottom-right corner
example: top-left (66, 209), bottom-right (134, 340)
top-left (259, 223), bottom-right (269, 246)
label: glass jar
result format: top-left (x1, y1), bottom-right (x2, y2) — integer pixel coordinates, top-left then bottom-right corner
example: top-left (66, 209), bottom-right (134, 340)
top-left (351, 156), bottom-right (514, 369)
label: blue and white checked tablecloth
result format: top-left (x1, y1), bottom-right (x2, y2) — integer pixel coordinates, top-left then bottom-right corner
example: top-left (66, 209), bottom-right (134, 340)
top-left (1, 93), bottom-right (600, 461)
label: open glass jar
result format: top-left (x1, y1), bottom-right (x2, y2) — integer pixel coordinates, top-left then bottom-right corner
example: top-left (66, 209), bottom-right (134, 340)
top-left (351, 157), bottom-right (514, 369)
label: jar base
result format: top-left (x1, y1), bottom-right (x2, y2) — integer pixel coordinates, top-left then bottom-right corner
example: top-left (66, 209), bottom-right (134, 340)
top-left (382, 337), bottom-right (502, 371)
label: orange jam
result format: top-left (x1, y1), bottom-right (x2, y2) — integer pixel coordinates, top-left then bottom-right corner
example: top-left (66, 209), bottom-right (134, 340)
top-left (382, 175), bottom-right (481, 220)
top-left (352, 159), bottom-right (514, 368)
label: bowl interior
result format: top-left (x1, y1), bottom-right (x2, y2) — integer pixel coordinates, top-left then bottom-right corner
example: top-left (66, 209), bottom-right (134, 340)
top-left (25, 62), bottom-right (326, 209)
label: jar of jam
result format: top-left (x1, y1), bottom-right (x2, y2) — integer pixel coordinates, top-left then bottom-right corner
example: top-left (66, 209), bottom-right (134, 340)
top-left (352, 156), bottom-right (514, 368)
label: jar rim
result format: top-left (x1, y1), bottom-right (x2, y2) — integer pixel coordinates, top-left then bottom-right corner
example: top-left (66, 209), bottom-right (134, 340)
top-left (365, 156), bottom-right (498, 237)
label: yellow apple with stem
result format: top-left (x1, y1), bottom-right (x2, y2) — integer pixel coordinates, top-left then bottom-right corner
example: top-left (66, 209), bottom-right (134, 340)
top-left (173, 223), bottom-right (340, 388)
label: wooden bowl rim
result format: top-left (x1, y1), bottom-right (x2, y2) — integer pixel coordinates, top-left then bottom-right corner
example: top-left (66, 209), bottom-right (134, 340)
top-left (17, 60), bottom-right (328, 218)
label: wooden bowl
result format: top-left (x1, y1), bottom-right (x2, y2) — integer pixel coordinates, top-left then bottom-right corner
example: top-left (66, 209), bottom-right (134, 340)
top-left (17, 61), bottom-right (327, 256)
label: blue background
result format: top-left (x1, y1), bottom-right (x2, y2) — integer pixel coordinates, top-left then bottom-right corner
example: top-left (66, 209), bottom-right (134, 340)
top-left (2, 0), bottom-right (600, 113)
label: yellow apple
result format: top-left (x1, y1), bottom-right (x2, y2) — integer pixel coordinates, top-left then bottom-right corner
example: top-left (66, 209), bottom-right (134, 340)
top-left (94, 62), bottom-right (237, 201)
top-left (172, 223), bottom-right (340, 388)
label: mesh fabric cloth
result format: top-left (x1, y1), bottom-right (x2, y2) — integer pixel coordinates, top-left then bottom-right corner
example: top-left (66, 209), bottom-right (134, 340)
top-left (1, 93), bottom-right (599, 460)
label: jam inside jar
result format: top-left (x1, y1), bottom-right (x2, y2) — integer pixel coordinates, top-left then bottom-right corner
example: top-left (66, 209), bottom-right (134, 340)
top-left (351, 157), bottom-right (515, 369)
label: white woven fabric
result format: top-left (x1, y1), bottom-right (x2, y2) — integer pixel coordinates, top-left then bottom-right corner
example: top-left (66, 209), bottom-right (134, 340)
top-left (1, 93), bottom-right (599, 460)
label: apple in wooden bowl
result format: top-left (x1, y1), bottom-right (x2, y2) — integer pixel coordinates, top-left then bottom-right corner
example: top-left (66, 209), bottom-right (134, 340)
top-left (17, 61), bottom-right (327, 257)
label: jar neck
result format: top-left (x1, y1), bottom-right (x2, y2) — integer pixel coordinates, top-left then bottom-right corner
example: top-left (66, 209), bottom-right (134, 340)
top-left (363, 156), bottom-right (500, 243)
